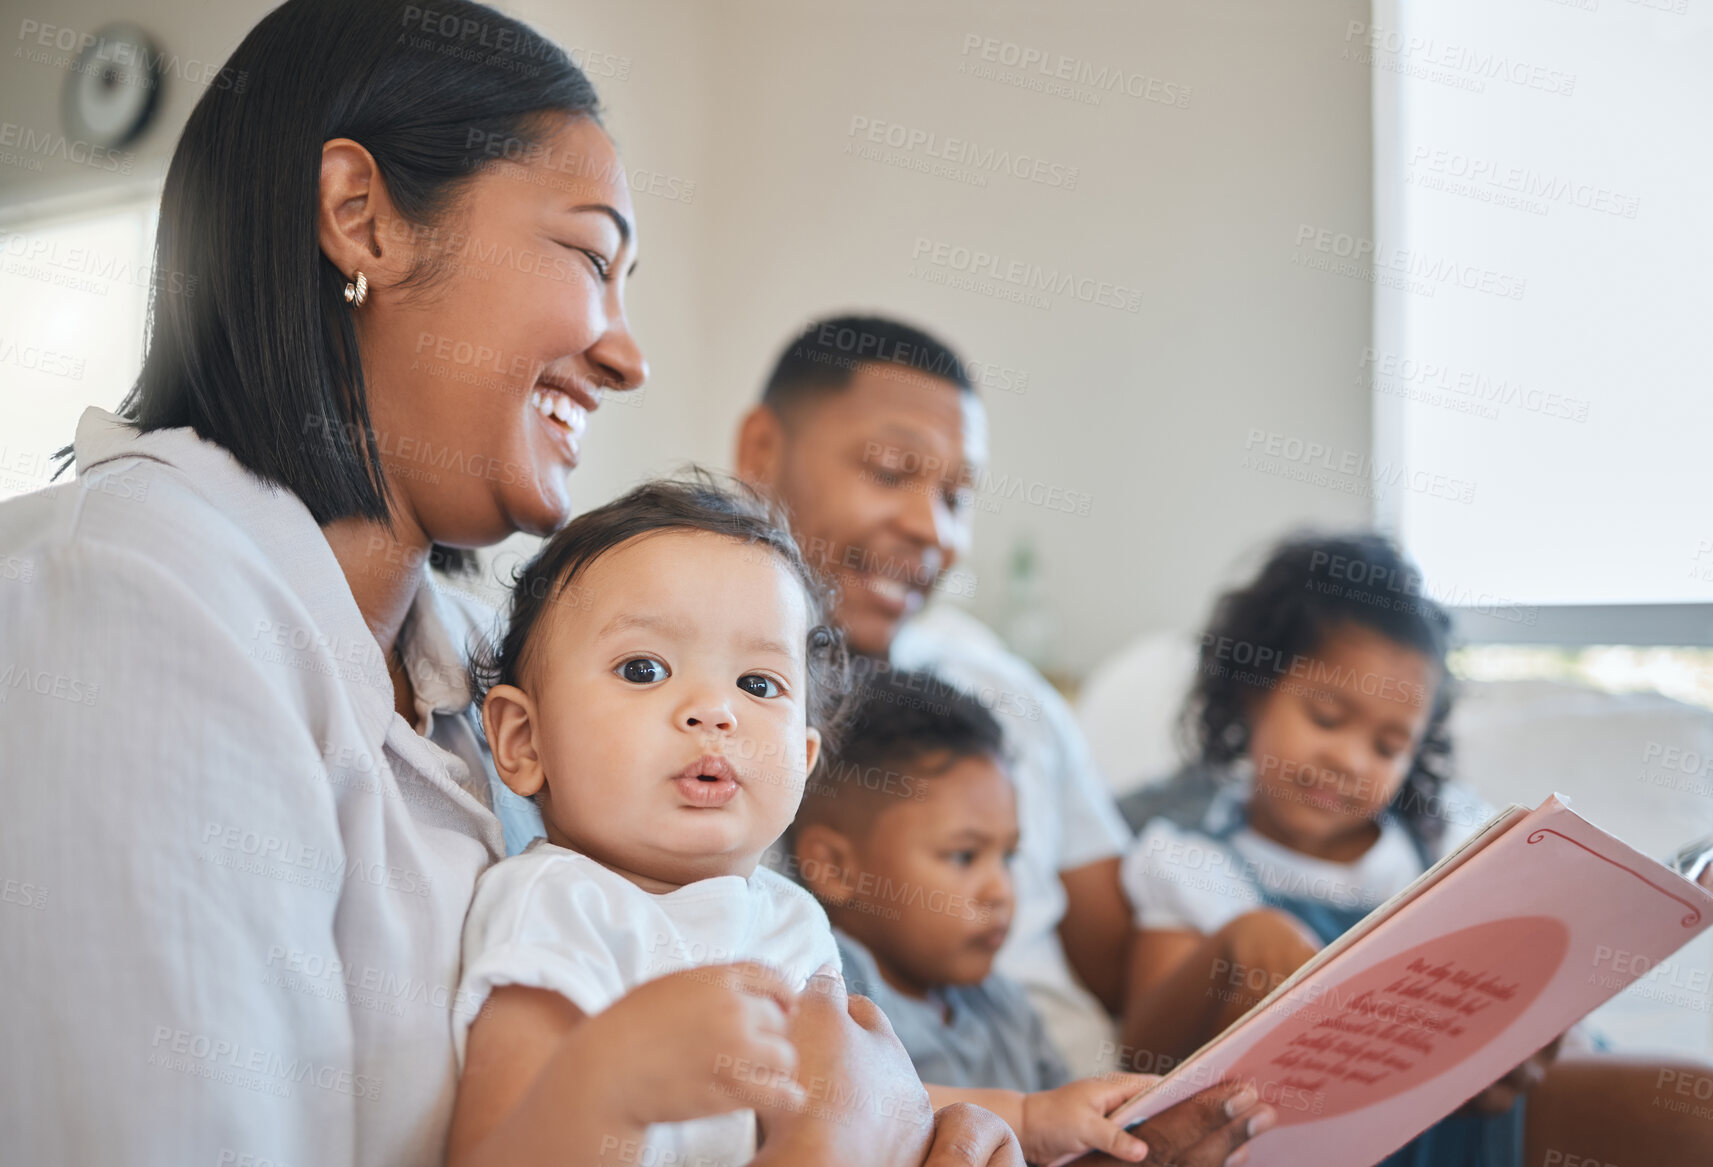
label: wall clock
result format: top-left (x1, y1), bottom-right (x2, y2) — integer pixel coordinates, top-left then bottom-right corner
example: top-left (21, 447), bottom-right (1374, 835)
top-left (62, 22), bottom-right (163, 149)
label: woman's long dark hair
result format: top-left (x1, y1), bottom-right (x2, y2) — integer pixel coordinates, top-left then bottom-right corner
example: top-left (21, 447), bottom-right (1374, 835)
top-left (99, 0), bottom-right (599, 533)
top-left (1185, 532), bottom-right (1457, 852)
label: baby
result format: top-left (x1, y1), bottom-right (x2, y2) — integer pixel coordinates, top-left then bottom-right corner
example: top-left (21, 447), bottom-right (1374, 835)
top-left (789, 665), bottom-right (1152, 1165)
top-left (447, 476), bottom-right (850, 1167)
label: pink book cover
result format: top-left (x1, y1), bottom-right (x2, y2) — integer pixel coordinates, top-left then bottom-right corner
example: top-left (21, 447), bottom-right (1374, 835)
top-left (1057, 795), bottom-right (1713, 1167)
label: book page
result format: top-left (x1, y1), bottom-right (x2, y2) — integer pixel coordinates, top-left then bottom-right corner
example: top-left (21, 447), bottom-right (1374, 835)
top-left (1063, 796), bottom-right (1713, 1167)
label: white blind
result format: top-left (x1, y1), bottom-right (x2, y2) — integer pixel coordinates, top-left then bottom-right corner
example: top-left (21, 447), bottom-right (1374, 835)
top-left (1371, 0), bottom-right (1713, 610)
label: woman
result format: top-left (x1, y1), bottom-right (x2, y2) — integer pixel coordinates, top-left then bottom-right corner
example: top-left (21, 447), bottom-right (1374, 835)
top-left (0, 3), bottom-right (1269, 1165)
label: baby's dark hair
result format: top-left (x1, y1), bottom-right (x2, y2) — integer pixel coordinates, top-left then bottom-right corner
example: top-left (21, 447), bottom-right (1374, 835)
top-left (794, 664), bottom-right (1007, 842)
top-left (471, 471), bottom-right (850, 746)
top-left (1186, 532), bottom-right (1455, 850)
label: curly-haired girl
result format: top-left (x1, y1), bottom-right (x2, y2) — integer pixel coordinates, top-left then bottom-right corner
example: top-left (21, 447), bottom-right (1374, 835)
top-left (1115, 533), bottom-right (1521, 1167)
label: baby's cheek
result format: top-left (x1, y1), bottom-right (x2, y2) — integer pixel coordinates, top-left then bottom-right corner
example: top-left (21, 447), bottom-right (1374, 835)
top-left (756, 748), bottom-right (811, 826)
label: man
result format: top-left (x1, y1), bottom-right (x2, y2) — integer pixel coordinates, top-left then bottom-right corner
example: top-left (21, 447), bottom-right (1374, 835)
top-left (734, 315), bottom-right (1134, 1076)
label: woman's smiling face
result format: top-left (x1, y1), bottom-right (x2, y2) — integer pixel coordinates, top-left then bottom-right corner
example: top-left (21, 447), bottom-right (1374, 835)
top-left (341, 113), bottom-right (648, 549)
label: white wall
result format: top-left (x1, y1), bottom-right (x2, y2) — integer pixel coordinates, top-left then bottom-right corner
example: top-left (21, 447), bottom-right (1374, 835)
top-left (680, 0), bottom-right (1377, 676)
top-left (0, 0), bottom-right (1375, 677)
top-left (0, 0), bottom-right (256, 207)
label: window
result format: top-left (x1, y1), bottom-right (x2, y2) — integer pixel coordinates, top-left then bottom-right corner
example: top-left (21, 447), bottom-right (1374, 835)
top-left (1368, 0), bottom-right (1712, 645)
top-left (0, 193), bottom-right (159, 502)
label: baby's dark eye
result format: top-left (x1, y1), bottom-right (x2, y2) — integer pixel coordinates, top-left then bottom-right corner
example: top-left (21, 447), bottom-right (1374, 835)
top-left (946, 850), bottom-right (977, 867)
top-left (618, 657), bottom-right (668, 685)
top-left (737, 674), bottom-right (781, 698)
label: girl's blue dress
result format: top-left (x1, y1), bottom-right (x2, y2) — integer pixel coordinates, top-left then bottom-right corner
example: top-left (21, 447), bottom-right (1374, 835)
top-left (1132, 771), bottom-right (1525, 1167)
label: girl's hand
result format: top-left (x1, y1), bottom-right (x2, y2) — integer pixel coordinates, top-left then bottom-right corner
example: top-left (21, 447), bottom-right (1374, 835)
top-left (591, 960), bottom-right (805, 1125)
top-left (1018, 1074), bottom-right (1155, 1163)
top-left (1122, 910), bottom-right (1320, 1070)
top-left (1457, 1034), bottom-right (1565, 1117)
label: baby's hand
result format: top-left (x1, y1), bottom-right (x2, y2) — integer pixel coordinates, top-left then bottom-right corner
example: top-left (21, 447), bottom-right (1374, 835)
top-left (1019, 1073), bottom-right (1156, 1164)
top-left (591, 960), bottom-right (803, 1126)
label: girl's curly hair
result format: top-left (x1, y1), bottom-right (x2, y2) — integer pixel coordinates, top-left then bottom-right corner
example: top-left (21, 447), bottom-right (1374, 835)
top-left (1184, 532), bottom-right (1457, 852)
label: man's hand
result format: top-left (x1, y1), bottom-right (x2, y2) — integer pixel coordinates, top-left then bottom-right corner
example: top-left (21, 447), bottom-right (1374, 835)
top-left (1076, 1080), bottom-right (1277, 1167)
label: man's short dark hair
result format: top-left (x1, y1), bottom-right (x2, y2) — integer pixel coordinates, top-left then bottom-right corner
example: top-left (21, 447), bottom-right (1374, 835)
top-left (761, 314), bottom-right (974, 415)
top-left (795, 664), bottom-right (1007, 840)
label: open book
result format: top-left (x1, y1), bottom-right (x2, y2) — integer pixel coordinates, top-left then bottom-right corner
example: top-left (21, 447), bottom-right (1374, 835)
top-left (1055, 794), bottom-right (1713, 1167)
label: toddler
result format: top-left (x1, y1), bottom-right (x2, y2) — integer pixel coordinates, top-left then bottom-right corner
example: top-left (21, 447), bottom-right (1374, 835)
top-left (447, 476), bottom-right (850, 1167)
top-left (790, 665), bottom-right (1153, 1165)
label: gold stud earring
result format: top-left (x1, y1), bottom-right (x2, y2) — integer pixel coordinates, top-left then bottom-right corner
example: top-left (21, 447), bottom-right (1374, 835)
top-left (343, 270), bottom-right (368, 307)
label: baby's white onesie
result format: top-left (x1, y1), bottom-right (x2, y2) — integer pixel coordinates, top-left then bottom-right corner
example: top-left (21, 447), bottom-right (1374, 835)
top-left (455, 839), bottom-right (840, 1167)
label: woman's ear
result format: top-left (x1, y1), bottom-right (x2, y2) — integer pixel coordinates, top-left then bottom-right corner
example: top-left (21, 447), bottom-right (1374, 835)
top-left (482, 683), bottom-right (546, 799)
top-left (318, 138), bottom-right (406, 293)
top-left (792, 822), bottom-right (857, 908)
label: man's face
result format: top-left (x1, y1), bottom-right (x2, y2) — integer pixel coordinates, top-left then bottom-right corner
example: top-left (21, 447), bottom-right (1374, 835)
top-left (769, 365), bottom-right (987, 657)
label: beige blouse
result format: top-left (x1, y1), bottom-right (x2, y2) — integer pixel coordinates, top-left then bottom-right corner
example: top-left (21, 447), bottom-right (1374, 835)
top-left (0, 408), bottom-right (507, 1166)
